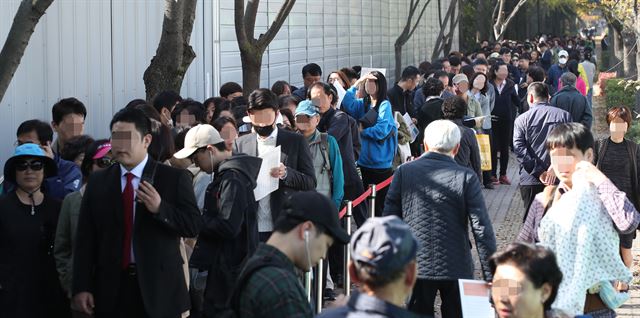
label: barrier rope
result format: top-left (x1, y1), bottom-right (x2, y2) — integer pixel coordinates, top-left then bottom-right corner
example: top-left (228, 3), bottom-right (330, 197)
top-left (339, 175), bottom-right (394, 219)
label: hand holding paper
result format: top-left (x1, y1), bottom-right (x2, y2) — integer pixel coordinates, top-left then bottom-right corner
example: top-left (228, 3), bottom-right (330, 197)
top-left (254, 146), bottom-right (281, 201)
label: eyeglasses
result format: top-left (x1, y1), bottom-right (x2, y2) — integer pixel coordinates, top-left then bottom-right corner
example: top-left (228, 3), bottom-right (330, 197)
top-left (96, 157), bottom-right (116, 168)
top-left (16, 160), bottom-right (44, 171)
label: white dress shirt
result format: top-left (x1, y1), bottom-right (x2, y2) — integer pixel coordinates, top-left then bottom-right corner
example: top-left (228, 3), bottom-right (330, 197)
top-left (256, 128), bottom-right (278, 233)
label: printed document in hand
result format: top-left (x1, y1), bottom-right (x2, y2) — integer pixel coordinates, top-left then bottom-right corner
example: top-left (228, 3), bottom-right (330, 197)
top-left (333, 82), bottom-right (346, 109)
top-left (254, 146), bottom-right (281, 201)
top-left (402, 112), bottom-right (420, 143)
top-left (458, 279), bottom-right (494, 318)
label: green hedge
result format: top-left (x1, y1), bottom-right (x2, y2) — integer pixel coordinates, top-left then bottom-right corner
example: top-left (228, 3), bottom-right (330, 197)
top-left (604, 79), bottom-right (640, 143)
top-left (604, 79), bottom-right (637, 109)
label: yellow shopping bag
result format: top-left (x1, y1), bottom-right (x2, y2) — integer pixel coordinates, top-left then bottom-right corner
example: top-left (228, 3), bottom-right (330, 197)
top-left (476, 134), bottom-right (492, 171)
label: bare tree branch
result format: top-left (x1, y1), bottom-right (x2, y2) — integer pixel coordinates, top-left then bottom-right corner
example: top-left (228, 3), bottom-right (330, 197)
top-left (257, 0), bottom-right (296, 49)
top-left (234, 0), bottom-right (249, 48)
top-left (431, 0), bottom-right (456, 59)
top-left (235, 0), bottom-right (297, 94)
top-left (0, 0), bottom-right (55, 104)
top-left (244, 0), bottom-right (260, 46)
top-left (407, 0), bottom-right (432, 40)
top-left (498, 0), bottom-right (527, 38)
top-left (394, 0), bottom-right (433, 79)
top-left (493, 0), bottom-right (528, 40)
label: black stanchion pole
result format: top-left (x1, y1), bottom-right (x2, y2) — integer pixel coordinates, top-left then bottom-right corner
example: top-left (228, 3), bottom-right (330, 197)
top-left (369, 184), bottom-right (377, 218)
top-left (344, 201), bottom-right (353, 297)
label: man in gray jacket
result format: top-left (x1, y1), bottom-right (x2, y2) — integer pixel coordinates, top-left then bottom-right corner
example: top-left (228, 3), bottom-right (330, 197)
top-left (383, 120), bottom-right (496, 318)
top-left (513, 82), bottom-right (572, 221)
top-left (550, 72), bottom-right (592, 129)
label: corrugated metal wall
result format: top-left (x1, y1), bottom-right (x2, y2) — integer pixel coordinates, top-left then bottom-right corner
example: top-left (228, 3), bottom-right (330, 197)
top-left (0, 0), bottom-right (457, 168)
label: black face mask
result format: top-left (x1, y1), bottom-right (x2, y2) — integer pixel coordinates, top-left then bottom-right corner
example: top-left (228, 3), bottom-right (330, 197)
top-left (255, 123), bottom-right (275, 137)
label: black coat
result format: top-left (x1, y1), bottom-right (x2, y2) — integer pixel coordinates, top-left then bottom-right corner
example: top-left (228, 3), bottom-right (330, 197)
top-left (550, 85), bottom-right (593, 129)
top-left (190, 154), bottom-right (262, 315)
top-left (383, 152), bottom-right (496, 280)
top-left (0, 193), bottom-right (67, 317)
top-left (73, 158), bottom-right (203, 318)
top-left (319, 107), bottom-right (360, 187)
top-left (387, 83), bottom-right (416, 117)
top-left (233, 128), bottom-right (316, 223)
top-left (491, 79), bottom-right (521, 121)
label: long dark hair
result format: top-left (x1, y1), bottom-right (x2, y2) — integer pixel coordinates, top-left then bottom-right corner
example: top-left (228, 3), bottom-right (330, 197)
top-left (469, 72), bottom-right (488, 95)
top-left (363, 71), bottom-right (388, 110)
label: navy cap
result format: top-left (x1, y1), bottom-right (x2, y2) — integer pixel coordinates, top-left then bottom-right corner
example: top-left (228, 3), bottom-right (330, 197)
top-left (351, 216), bottom-right (418, 277)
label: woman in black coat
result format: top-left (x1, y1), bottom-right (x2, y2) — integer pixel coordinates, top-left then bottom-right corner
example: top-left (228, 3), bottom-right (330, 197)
top-left (0, 143), bottom-right (67, 317)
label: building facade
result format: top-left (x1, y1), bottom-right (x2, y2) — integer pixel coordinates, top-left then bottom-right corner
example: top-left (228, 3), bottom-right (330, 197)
top-left (0, 0), bottom-right (458, 167)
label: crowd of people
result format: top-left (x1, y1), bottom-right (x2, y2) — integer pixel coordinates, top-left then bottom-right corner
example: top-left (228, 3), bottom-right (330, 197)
top-left (0, 33), bottom-right (638, 318)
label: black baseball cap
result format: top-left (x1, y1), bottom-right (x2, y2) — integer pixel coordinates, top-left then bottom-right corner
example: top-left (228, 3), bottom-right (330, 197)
top-left (281, 191), bottom-right (350, 244)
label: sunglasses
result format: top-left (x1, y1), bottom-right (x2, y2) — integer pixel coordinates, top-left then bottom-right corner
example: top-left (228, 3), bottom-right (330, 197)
top-left (16, 160), bottom-right (44, 171)
top-left (96, 157), bottom-right (116, 168)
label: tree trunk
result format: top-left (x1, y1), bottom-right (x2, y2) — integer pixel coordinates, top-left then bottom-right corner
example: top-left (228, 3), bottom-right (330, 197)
top-left (613, 26), bottom-right (624, 76)
top-left (622, 30), bottom-right (637, 78)
top-left (0, 0), bottom-right (54, 104)
top-left (235, 0), bottom-right (296, 95)
top-left (143, 0), bottom-right (198, 102)
top-left (240, 49), bottom-right (263, 95)
top-left (395, 44), bottom-right (403, 81)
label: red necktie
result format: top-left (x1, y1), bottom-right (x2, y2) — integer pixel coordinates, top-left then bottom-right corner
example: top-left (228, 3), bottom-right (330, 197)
top-left (122, 172), bottom-right (134, 269)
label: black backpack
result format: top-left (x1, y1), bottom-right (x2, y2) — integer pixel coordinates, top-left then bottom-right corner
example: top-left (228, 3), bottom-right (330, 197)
top-left (217, 255), bottom-right (284, 318)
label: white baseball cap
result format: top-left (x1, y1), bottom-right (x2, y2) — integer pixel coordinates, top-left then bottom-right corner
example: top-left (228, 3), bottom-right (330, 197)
top-left (173, 124), bottom-right (224, 159)
top-left (558, 50), bottom-right (569, 58)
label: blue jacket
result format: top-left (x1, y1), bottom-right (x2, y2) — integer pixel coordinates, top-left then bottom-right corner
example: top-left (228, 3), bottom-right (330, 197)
top-left (342, 86), bottom-right (397, 169)
top-left (48, 154), bottom-right (82, 200)
top-left (513, 102), bottom-right (572, 186)
top-left (541, 50), bottom-right (553, 71)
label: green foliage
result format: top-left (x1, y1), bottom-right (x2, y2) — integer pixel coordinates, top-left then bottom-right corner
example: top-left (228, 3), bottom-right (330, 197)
top-left (459, 1), bottom-right (478, 53)
top-left (604, 79), bottom-right (637, 109)
top-left (627, 120), bottom-right (640, 144)
top-left (605, 78), bottom-right (640, 143)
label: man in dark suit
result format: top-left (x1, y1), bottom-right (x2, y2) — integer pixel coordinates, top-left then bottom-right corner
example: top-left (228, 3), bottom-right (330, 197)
top-left (234, 88), bottom-right (316, 242)
top-left (72, 108), bottom-right (203, 318)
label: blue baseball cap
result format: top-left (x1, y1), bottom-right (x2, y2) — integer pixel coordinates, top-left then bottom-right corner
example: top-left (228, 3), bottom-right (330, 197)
top-left (350, 216), bottom-right (419, 277)
top-left (295, 100), bottom-right (320, 117)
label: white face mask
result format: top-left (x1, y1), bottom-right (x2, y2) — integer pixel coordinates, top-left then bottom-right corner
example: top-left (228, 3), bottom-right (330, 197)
top-left (559, 57), bottom-right (568, 65)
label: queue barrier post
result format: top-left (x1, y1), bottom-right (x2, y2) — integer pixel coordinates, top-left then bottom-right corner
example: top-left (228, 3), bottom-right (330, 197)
top-left (315, 259), bottom-right (324, 314)
top-left (369, 184), bottom-right (377, 218)
top-left (344, 200), bottom-right (353, 298)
